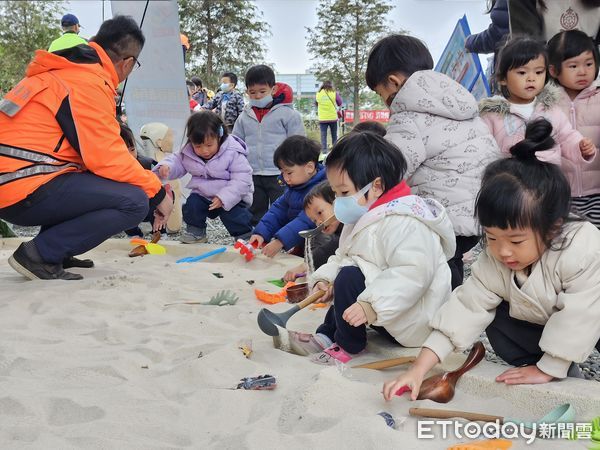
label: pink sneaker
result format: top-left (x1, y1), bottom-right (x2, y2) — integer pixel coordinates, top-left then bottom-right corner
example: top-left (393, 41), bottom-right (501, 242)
top-left (288, 331), bottom-right (329, 356)
top-left (310, 343), bottom-right (353, 365)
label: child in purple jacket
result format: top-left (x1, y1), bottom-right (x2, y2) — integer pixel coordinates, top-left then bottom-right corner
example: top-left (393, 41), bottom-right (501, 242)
top-left (154, 111), bottom-right (253, 243)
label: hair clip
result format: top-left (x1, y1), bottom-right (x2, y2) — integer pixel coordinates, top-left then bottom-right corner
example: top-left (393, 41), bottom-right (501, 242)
top-left (219, 125), bottom-right (224, 137)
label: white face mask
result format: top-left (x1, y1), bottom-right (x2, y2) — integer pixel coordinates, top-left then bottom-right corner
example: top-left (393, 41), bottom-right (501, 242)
top-left (333, 182), bottom-right (373, 224)
top-left (220, 83), bottom-right (232, 93)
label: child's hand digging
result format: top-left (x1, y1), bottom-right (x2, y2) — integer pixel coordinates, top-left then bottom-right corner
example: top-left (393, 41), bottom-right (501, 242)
top-left (261, 239), bottom-right (283, 257)
top-left (580, 138), bottom-right (596, 160)
top-left (495, 365), bottom-right (554, 385)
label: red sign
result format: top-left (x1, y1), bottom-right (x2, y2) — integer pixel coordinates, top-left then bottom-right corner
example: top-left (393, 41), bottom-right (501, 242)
top-left (344, 109), bottom-right (389, 123)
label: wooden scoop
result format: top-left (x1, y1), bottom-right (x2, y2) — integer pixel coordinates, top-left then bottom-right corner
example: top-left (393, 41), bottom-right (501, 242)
top-left (129, 231), bottom-right (161, 257)
top-left (352, 356), bottom-right (416, 370)
top-left (416, 341), bottom-right (485, 403)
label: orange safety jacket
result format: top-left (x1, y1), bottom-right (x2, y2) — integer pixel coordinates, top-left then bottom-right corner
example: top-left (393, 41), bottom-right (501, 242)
top-left (0, 42), bottom-right (163, 209)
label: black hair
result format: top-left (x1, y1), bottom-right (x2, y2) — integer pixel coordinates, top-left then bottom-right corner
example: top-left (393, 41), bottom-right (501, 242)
top-left (475, 118), bottom-right (574, 249)
top-left (191, 76), bottom-right (203, 88)
top-left (547, 30), bottom-right (599, 79)
top-left (351, 121), bottom-right (387, 137)
top-left (91, 15), bottom-right (145, 62)
top-left (185, 110), bottom-right (228, 146)
top-left (495, 36), bottom-right (548, 98)
top-left (366, 34), bottom-right (433, 90)
top-left (303, 181), bottom-right (335, 209)
top-left (319, 80), bottom-right (333, 91)
top-left (325, 132), bottom-right (407, 195)
top-left (273, 135), bottom-right (320, 168)
top-left (186, 79), bottom-right (195, 87)
top-left (119, 122), bottom-right (135, 149)
top-left (245, 64), bottom-right (276, 88)
top-left (222, 72), bottom-right (238, 86)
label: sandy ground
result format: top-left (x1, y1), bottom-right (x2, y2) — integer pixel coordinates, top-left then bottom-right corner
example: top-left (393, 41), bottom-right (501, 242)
top-left (0, 238), bottom-right (594, 449)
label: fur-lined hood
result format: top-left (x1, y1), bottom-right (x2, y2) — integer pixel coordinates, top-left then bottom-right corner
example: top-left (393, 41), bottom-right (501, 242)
top-left (479, 83), bottom-right (561, 116)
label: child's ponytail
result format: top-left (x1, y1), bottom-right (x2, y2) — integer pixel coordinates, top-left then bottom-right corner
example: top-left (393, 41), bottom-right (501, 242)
top-left (509, 118), bottom-right (555, 161)
top-left (475, 119), bottom-right (574, 249)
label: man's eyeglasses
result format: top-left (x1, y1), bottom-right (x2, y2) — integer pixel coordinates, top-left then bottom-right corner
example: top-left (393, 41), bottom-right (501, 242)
top-left (124, 55), bottom-right (141, 72)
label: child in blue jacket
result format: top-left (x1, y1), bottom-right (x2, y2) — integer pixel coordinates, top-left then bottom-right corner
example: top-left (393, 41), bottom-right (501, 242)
top-left (249, 136), bottom-right (326, 257)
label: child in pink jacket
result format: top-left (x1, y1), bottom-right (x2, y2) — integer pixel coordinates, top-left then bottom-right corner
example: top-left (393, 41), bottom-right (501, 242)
top-left (548, 30), bottom-right (600, 227)
top-left (479, 36), bottom-right (596, 167)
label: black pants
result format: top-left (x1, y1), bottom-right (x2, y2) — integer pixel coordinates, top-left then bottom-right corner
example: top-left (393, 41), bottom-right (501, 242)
top-left (250, 175), bottom-right (284, 226)
top-left (448, 235), bottom-right (479, 290)
top-left (486, 301), bottom-right (600, 367)
top-left (316, 266), bottom-right (399, 354)
top-left (183, 193), bottom-right (252, 238)
top-left (0, 172), bottom-right (148, 263)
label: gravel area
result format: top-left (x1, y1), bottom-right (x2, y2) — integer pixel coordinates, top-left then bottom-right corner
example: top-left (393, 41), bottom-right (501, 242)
top-left (8, 222), bottom-right (600, 381)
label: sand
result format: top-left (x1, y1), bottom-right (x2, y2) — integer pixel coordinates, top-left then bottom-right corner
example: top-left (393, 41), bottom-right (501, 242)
top-left (0, 238), bottom-right (597, 449)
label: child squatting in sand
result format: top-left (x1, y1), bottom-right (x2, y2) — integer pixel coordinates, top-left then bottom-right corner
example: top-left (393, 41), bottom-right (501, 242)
top-left (289, 131), bottom-right (457, 364)
top-left (383, 119), bottom-right (600, 401)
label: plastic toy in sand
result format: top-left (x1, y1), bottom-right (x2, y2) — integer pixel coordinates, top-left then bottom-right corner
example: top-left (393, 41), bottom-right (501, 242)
top-left (234, 239), bottom-right (260, 261)
top-left (255, 281), bottom-right (296, 304)
top-left (129, 231), bottom-right (165, 257)
top-left (163, 289), bottom-right (239, 307)
top-left (236, 374), bottom-right (276, 390)
top-left (176, 247), bottom-right (226, 263)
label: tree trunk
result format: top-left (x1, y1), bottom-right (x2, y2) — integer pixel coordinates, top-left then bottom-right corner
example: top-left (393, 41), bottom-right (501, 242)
top-left (206, 0), bottom-right (214, 84)
top-left (353, 8), bottom-right (360, 125)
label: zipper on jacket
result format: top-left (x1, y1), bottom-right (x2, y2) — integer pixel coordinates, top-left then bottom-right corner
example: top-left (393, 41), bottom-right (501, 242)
top-left (53, 134), bottom-right (66, 153)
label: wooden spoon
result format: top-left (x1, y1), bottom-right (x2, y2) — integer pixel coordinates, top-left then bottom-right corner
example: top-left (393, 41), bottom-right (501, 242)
top-left (415, 341), bottom-right (485, 403)
top-left (129, 231), bottom-right (161, 257)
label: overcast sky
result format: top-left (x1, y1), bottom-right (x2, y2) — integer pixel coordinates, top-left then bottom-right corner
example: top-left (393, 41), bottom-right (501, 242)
top-left (65, 0), bottom-right (493, 73)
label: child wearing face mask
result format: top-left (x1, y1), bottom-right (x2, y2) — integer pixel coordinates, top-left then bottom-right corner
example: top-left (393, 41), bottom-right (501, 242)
top-left (479, 36), bottom-right (596, 166)
top-left (548, 30), bottom-right (600, 227)
top-left (154, 111), bottom-right (253, 244)
top-left (365, 34), bottom-right (501, 290)
top-left (233, 65), bottom-right (306, 226)
top-left (288, 132), bottom-right (456, 365)
top-left (201, 71), bottom-right (245, 132)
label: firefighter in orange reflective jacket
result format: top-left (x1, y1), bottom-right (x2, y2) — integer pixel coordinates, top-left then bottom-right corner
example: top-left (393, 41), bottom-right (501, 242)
top-left (0, 16), bottom-right (173, 280)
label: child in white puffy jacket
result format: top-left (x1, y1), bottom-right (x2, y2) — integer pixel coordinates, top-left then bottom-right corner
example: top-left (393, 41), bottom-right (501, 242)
top-left (289, 132), bottom-right (456, 365)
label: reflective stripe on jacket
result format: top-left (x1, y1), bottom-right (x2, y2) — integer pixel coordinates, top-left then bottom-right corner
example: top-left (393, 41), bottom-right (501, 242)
top-left (0, 42), bottom-right (162, 209)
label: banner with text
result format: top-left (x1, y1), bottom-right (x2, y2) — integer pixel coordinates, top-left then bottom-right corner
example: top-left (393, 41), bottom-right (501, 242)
top-left (111, 0), bottom-right (189, 157)
top-left (344, 110), bottom-right (389, 123)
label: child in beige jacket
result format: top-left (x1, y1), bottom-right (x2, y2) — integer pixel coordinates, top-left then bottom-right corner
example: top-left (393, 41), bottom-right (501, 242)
top-left (383, 118), bottom-right (600, 401)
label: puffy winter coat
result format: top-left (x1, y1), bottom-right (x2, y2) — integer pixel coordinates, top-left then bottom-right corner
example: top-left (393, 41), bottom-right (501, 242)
top-left (310, 195), bottom-right (456, 347)
top-left (385, 70), bottom-right (500, 237)
top-left (202, 90), bottom-right (245, 128)
top-left (232, 83), bottom-right (305, 176)
top-left (425, 221), bottom-right (600, 379)
top-left (253, 165), bottom-right (326, 250)
top-left (154, 135), bottom-right (253, 211)
top-left (479, 84), bottom-right (591, 167)
top-left (465, 0), bottom-right (509, 54)
top-left (555, 81), bottom-right (600, 197)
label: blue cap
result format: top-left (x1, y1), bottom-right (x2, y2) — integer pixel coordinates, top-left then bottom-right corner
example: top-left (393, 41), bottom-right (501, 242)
top-left (61, 14), bottom-right (80, 27)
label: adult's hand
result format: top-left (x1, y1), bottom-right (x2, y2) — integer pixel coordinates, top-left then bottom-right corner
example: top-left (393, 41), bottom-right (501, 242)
top-left (153, 192), bottom-right (174, 231)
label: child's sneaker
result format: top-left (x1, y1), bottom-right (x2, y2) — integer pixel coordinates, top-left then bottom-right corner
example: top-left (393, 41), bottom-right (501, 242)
top-left (310, 343), bottom-right (354, 365)
top-left (288, 331), bottom-right (331, 356)
top-left (179, 226), bottom-right (207, 244)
